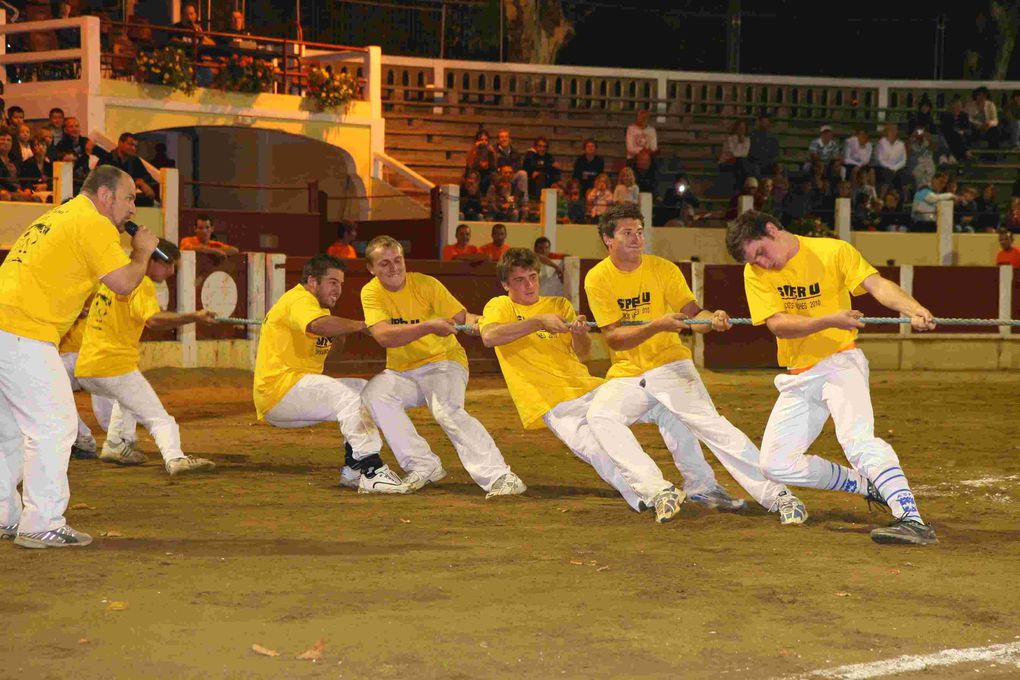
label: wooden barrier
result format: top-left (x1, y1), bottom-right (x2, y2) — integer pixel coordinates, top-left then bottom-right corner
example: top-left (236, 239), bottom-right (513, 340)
top-left (194, 253), bottom-right (249, 340)
top-left (179, 208), bottom-right (324, 256)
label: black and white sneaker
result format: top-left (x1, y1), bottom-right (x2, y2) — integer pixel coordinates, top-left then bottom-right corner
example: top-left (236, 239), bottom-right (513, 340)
top-left (14, 524), bottom-right (93, 549)
top-left (865, 479), bottom-right (890, 513)
top-left (689, 486), bottom-right (747, 512)
top-left (0, 523), bottom-right (17, 540)
top-left (870, 518), bottom-right (937, 546)
top-left (357, 465), bottom-right (409, 494)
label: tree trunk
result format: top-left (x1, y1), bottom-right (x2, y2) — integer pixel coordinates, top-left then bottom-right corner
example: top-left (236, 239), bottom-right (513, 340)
top-left (505, 0), bottom-right (573, 64)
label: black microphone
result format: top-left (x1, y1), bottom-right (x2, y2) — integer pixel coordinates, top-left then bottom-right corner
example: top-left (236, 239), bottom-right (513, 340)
top-left (124, 221), bottom-right (171, 263)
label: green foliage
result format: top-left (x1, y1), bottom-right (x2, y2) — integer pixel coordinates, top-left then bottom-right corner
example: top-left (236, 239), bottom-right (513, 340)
top-left (136, 46), bottom-right (196, 95)
top-left (305, 68), bottom-right (359, 113)
top-left (214, 54), bottom-right (276, 93)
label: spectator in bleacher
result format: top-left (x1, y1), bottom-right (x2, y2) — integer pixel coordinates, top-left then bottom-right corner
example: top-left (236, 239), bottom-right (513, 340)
top-left (851, 193), bottom-right (879, 231)
top-left (557, 179), bottom-right (585, 224)
top-left (54, 2), bottom-right (80, 50)
top-left (493, 128), bottom-right (529, 202)
top-left (975, 184), bottom-right (1001, 231)
top-left (180, 215), bottom-right (240, 260)
top-left (955, 185), bottom-right (979, 233)
top-left (572, 138), bottom-right (604, 197)
top-left (748, 113), bottom-right (779, 178)
top-left (19, 135), bottom-right (53, 193)
top-left (997, 229), bottom-right (1020, 267)
top-left (876, 122), bottom-right (907, 198)
top-left (756, 177), bottom-right (776, 215)
top-left (628, 148), bottom-right (657, 195)
top-left (908, 96), bottom-right (936, 134)
top-left (770, 165), bottom-right (789, 205)
top-left (586, 173), bottom-right (613, 222)
top-left (1003, 91), bottom-right (1020, 149)
top-left (6, 106), bottom-right (24, 129)
top-left (173, 3), bottom-right (215, 46)
top-left (625, 109), bottom-right (657, 159)
top-left (522, 136), bottom-right (560, 198)
top-left (612, 166), bottom-right (639, 205)
top-left (965, 86), bottom-right (1000, 149)
top-left (39, 127), bottom-right (56, 161)
top-left (44, 107), bottom-right (64, 148)
top-left (465, 129), bottom-right (495, 194)
top-left (0, 129), bottom-right (37, 202)
top-left (479, 223), bottom-right (509, 261)
top-left (910, 171), bottom-right (957, 233)
top-left (780, 177), bottom-right (813, 225)
top-left (533, 236), bottom-right (565, 296)
top-left (98, 132), bottom-right (158, 207)
top-left (442, 223), bottom-right (485, 262)
top-left (806, 125), bottom-right (840, 177)
top-left (54, 116), bottom-right (88, 162)
top-left (939, 96), bottom-right (972, 164)
top-left (842, 127), bottom-right (872, 181)
top-left (877, 189), bottom-right (908, 232)
top-left (725, 176), bottom-right (760, 220)
top-left (657, 172), bottom-right (700, 226)
top-left (718, 119), bottom-right (752, 186)
top-left (485, 176), bottom-right (520, 222)
top-left (15, 123), bottom-right (33, 163)
top-left (151, 142), bottom-right (176, 169)
top-left (1006, 197), bottom-right (1020, 232)
top-left (459, 172), bottom-right (484, 221)
top-left (217, 10), bottom-right (253, 47)
top-left (907, 125), bottom-right (935, 190)
top-left (326, 220), bottom-right (358, 259)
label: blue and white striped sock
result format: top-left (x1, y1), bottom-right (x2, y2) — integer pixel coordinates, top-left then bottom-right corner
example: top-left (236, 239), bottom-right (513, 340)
top-left (824, 460), bottom-right (869, 496)
top-left (872, 466), bottom-right (924, 523)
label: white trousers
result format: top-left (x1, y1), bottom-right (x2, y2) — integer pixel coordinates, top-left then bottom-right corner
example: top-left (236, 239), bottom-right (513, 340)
top-left (543, 389), bottom-right (720, 511)
top-left (0, 330), bottom-right (78, 532)
top-left (363, 361), bottom-right (510, 491)
top-left (588, 359), bottom-right (787, 508)
top-left (78, 371), bottom-right (184, 463)
top-left (265, 374), bottom-right (382, 456)
top-left (61, 352), bottom-right (113, 439)
top-left (760, 349), bottom-right (903, 493)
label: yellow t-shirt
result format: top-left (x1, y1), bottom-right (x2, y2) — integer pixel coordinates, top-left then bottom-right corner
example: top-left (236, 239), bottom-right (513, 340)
top-left (0, 194), bottom-right (130, 345)
top-left (59, 316), bottom-right (89, 355)
top-left (584, 255), bottom-right (697, 379)
top-left (743, 235), bottom-right (878, 370)
top-left (480, 295), bottom-right (604, 429)
top-left (361, 272), bottom-right (468, 372)
top-left (76, 277), bottom-right (162, 378)
top-left (253, 285), bottom-right (333, 420)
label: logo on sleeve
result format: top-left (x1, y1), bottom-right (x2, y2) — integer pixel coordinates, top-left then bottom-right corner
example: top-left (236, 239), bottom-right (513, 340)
top-left (314, 335), bottom-right (333, 355)
top-left (390, 317), bottom-right (421, 325)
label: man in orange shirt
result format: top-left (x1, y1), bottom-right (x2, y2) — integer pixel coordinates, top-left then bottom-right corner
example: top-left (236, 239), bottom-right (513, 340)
top-left (442, 223), bottom-right (485, 262)
top-left (478, 223), bottom-right (509, 262)
top-left (995, 229), bottom-right (1020, 268)
top-left (326, 220), bottom-right (358, 259)
top-left (179, 216), bottom-right (239, 261)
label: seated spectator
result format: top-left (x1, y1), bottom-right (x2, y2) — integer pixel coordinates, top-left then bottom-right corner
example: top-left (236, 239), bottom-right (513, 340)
top-left (533, 236), bottom-right (564, 296)
top-left (1006, 197), bottom-right (1020, 232)
top-left (572, 138), bottom-right (604, 196)
top-left (173, 3), bottom-right (215, 46)
top-left (151, 142), bottom-right (176, 169)
top-left (485, 176), bottom-right (520, 222)
top-left (780, 178), bottom-right (814, 225)
top-left (910, 172), bottom-right (957, 232)
top-left (19, 135), bottom-right (53, 193)
top-left (756, 177), bottom-right (776, 214)
top-left (465, 129), bottom-right (495, 194)
top-left (770, 165), bottom-right (789, 205)
top-left (955, 185), bottom-right (979, 233)
top-left (965, 85), bottom-right (1000, 149)
top-left (326, 220), bottom-right (358, 259)
top-left (842, 127), bottom-right (872, 181)
top-left (522, 137), bottom-right (560, 198)
top-left (908, 96), bottom-right (936, 134)
top-left (851, 193), bottom-right (879, 231)
top-left (657, 172), bottom-right (700, 226)
top-left (628, 149), bottom-right (657, 195)
top-left (875, 123), bottom-right (907, 198)
top-left (997, 229), bottom-right (1020, 267)
top-left (0, 129), bottom-right (37, 202)
top-left (493, 128), bottom-right (529, 202)
top-left (625, 109), bottom-right (657, 159)
top-left (98, 132), bottom-right (158, 207)
top-left (939, 96), bottom-right (972, 163)
top-left (217, 10), bottom-right (255, 48)
top-left (39, 127), bottom-right (56, 162)
top-left (14, 124), bottom-right (32, 163)
top-left (975, 184), bottom-right (1001, 232)
top-left (907, 126), bottom-right (935, 190)
top-left (612, 166), bottom-right (640, 205)
top-left (1005, 91), bottom-right (1020, 149)
top-left (853, 166), bottom-right (880, 208)
top-left (725, 176), bottom-right (759, 220)
top-left (53, 116), bottom-right (91, 176)
top-left (479, 223), bottom-right (509, 262)
top-left (45, 107), bottom-right (65, 148)
top-left (806, 125), bottom-right (840, 177)
top-left (748, 113), bottom-right (779, 178)
top-left (586, 173), bottom-right (613, 222)
top-left (718, 119), bottom-right (752, 186)
top-left (180, 215), bottom-right (240, 259)
top-left (6, 106), bottom-right (24, 129)
top-left (442, 223), bottom-right (485, 262)
top-left (876, 190), bottom-right (908, 232)
top-left (459, 172), bottom-right (484, 220)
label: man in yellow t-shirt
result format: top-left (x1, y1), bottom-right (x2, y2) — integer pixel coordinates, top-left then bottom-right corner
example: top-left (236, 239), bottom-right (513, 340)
top-left (480, 248), bottom-right (748, 523)
top-left (0, 165), bottom-right (158, 549)
top-left (254, 254), bottom-right (405, 494)
top-left (360, 235), bottom-right (525, 498)
top-left (76, 239), bottom-right (217, 477)
top-left (58, 302), bottom-right (113, 460)
top-left (727, 210), bottom-right (937, 546)
top-left (584, 203), bottom-right (798, 525)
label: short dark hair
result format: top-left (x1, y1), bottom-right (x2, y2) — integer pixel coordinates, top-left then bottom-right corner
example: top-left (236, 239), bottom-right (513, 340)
top-left (534, 136), bottom-right (548, 146)
top-left (7, 106), bottom-right (23, 117)
top-left (598, 201), bottom-right (644, 242)
top-left (49, 107), bottom-right (64, 116)
top-left (301, 254), bottom-right (346, 283)
top-left (118, 132), bottom-right (136, 143)
top-left (491, 222), bottom-right (506, 236)
top-left (455, 223), bottom-right (470, 235)
top-left (155, 238), bottom-right (181, 262)
top-left (497, 247), bottom-right (539, 283)
top-left (534, 236), bottom-right (551, 250)
top-left (80, 165), bottom-right (131, 196)
top-left (726, 210), bottom-right (784, 262)
top-left (583, 138), bottom-right (597, 148)
top-left (337, 219), bottom-right (357, 238)
top-left (196, 214), bottom-right (212, 225)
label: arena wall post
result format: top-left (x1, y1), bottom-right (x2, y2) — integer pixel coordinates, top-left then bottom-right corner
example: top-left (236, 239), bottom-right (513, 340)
top-left (640, 192), bottom-right (653, 253)
top-left (835, 197), bottom-right (851, 242)
top-left (541, 188), bottom-right (558, 252)
top-left (936, 200), bottom-right (954, 265)
top-left (440, 183), bottom-right (460, 251)
top-left (177, 250), bottom-right (197, 368)
top-left (247, 253), bottom-right (267, 368)
top-left (160, 168), bottom-right (179, 244)
top-left (53, 161), bottom-right (74, 204)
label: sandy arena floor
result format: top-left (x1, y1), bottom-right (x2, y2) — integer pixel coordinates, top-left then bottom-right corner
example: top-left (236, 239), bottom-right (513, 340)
top-left (2, 367), bottom-right (1019, 680)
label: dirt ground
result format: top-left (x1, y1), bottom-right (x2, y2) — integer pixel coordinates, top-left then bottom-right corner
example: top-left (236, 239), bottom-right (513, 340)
top-left (2, 367), bottom-right (1019, 680)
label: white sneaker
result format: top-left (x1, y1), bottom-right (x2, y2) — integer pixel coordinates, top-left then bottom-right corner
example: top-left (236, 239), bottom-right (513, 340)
top-left (773, 491), bottom-right (808, 525)
top-left (14, 524), bottom-right (92, 549)
top-left (99, 439), bottom-right (145, 466)
top-left (688, 485), bottom-right (747, 512)
top-left (357, 465), bottom-right (409, 494)
top-left (339, 465), bottom-right (361, 489)
top-left (165, 456), bottom-right (216, 476)
top-left (402, 466), bottom-right (447, 492)
top-left (485, 472), bottom-right (527, 499)
top-left (71, 433), bottom-right (97, 459)
top-left (653, 486), bottom-right (685, 524)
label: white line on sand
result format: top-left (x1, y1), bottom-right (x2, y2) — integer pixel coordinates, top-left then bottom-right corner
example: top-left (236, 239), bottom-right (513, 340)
top-left (793, 641), bottom-right (1020, 679)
